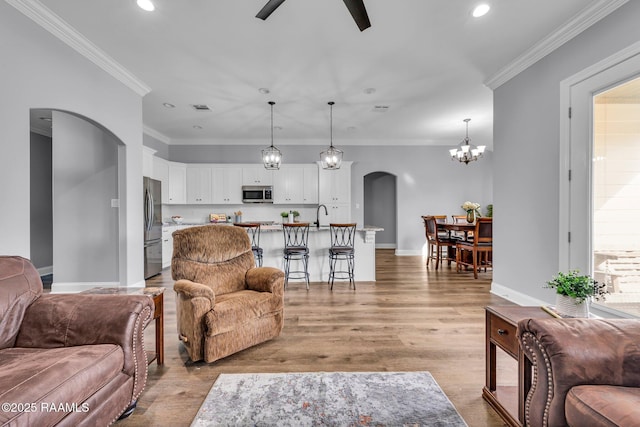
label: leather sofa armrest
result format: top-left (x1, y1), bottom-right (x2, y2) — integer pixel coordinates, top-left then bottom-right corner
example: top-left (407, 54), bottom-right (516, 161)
top-left (16, 294), bottom-right (154, 402)
top-left (245, 267), bottom-right (285, 296)
top-left (518, 318), bottom-right (640, 427)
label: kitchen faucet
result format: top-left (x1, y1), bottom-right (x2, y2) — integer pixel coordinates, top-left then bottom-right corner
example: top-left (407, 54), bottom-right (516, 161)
top-left (314, 204), bottom-right (328, 227)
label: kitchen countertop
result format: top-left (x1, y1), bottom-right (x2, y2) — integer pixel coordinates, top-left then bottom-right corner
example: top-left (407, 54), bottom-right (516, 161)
top-left (163, 222), bottom-right (383, 232)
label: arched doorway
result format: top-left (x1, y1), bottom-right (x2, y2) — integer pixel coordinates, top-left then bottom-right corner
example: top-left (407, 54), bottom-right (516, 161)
top-left (30, 109), bottom-right (124, 289)
top-left (363, 171), bottom-right (397, 248)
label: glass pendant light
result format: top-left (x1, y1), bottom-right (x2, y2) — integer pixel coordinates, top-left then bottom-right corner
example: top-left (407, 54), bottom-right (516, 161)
top-left (449, 118), bottom-right (485, 165)
top-left (262, 101), bottom-right (282, 170)
top-left (320, 101), bottom-right (343, 170)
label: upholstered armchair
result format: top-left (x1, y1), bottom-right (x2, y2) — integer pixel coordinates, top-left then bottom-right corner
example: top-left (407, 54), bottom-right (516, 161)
top-left (518, 318), bottom-right (640, 426)
top-left (171, 225), bottom-right (285, 363)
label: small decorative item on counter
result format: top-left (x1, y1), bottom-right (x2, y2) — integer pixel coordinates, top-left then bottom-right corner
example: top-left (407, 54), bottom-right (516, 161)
top-left (292, 211), bottom-right (300, 222)
top-left (233, 211), bottom-right (243, 223)
top-left (544, 270), bottom-right (608, 317)
top-left (209, 213), bottom-right (227, 223)
top-left (171, 215), bottom-right (184, 224)
top-left (288, 210), bottom-right (295, 223)
top-left (280, 211), bottom-right (289, 224)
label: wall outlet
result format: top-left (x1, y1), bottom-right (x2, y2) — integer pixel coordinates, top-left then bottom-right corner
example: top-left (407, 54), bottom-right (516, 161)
top-left (111, 199), bottom-right (120, 208)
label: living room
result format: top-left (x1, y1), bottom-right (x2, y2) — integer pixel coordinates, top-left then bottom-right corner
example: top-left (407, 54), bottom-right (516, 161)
top-left (2, 1), bottom-right (640, 426)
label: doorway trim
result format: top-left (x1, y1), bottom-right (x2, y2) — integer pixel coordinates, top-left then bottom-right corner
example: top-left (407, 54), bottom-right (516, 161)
top-left (559, 39), bottom-right (640, 271)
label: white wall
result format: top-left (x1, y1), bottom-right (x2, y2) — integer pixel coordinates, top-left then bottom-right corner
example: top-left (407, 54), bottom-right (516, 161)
top-left (158, 143), bottom-right (494, 254)
top-left (0, 2), bottom-right (144, 286)
top-left (492, 1), bottom-right (640, 305)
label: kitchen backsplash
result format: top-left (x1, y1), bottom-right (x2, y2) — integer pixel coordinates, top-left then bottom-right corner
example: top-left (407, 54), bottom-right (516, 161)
top-left (163, 204), bottom-right (320, 225)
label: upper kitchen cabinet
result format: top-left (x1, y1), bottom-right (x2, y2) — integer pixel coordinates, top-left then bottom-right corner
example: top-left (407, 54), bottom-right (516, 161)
top-left (167, 162), bottom-right (187, 204)
top-left (273, 167), bottom-right (304, 204)
top-left (318, 161), bottom-right (351, 204)
top-left (186, 165), bottom-right (212, 204)
top-left (142, 146), bottom-right (156, 178)
top-left (302, 165), bottom-right (319, 204)
top-left (242, 166), bottom-right (273, 186)
top-left (153, 157), bottom-right (169, 203)
top-left (212, 167), bottom-right (243, 204)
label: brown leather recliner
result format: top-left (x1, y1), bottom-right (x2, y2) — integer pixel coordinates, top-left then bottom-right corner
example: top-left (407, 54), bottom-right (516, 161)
top-left (518, 317), bottom-right (640, 427)
top-left (172, 225), bottom-right (285, 363)
top-left (0, 256), bottom-right (154, 426)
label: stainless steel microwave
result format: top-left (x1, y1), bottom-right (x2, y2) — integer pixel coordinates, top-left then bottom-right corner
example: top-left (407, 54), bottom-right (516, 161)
top-left (242, 186), bottom-right (273, 203)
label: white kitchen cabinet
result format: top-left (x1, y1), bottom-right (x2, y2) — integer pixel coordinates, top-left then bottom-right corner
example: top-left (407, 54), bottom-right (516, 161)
top-left (303, 165), bottom-right (319, 204)
top-left (153, 157), bottom-right (169, 203)
top-left (142, 146), bottom-right (156, 178)
top-left (242, 166), bottom-right (273, 186)
top-left (186, 166), bottom-right (212, 204)
top-left (161, 226), bottom-right (175, 268)
top-left (326, 204), bottom-right (351, 225)
top-left (273, 167), bottom-right (304, 204)
top-left (212, 167), bottom-right (243, 204)
top-left (318, 161), bottom-right (351, 204)
top-left (167, 162), bottom-right (187, 204)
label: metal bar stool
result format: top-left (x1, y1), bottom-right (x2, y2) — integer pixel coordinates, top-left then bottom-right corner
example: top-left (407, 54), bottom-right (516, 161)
top-left (282, 223), bottom-right (310, 290)
top-left (328, 223), bottom-right (357, 290)
top-left (234, 222), bottom-right (263, 267)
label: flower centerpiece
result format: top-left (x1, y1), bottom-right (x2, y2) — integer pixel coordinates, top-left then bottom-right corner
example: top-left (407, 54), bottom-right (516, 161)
top-left (545, 270), bottom-right (608, 317)
top-left (461, 201), bottom-right (481, 223)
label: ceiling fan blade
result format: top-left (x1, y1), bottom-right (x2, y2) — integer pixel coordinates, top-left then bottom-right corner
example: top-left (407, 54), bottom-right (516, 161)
top-left (342, 0), bottom-right (371, 31)
top-left (256, 0), bottom-right (287, 20)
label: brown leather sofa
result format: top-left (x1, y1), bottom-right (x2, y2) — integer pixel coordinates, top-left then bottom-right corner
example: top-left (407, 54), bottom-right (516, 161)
top-left (0, 256), bottom-right (154, 426)
top-left (172, 225), bottom-right (285, 363)
top-left (518, 317), bottom-right (640, 427)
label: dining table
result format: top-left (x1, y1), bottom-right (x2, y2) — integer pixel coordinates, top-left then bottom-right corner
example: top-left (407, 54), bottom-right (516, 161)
top-left (438, 222), bottom-right (476, 240)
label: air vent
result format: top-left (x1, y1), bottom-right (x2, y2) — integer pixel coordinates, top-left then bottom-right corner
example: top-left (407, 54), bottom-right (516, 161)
top-left (191, 104), bottom-right (212, 111)
top-left (372, 105), bottom-right (390, 112)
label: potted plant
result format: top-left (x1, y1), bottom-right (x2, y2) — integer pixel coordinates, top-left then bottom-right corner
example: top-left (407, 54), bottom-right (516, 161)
top-left (461, 201), bottom-right (481, 223)
top-left (280, 211), bottom-right (289, 222)
top-left (292, 211), bottom-right (300, 222)
top-left (545, 270), bottom-right (608, 317)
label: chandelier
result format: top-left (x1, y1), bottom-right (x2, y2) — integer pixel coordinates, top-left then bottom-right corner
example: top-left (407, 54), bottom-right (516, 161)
top-left (320, 101), bottom-right (343, 170)
top-left (449, 118), bottom-right (485, 164)
top-left (262, 101), bottom-right (282, 170)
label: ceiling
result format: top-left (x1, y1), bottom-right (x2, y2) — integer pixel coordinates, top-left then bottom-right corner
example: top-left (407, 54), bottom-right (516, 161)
top-left (29, 0), bottom-right (608, 148)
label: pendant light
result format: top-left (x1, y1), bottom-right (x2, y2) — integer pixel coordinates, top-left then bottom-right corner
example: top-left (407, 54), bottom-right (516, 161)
top-left (449, 118), bottom-right (485, 165)
top-left (262, 101), bottom-right (282, 170)
top-left (320, 101), bottom-right (343, 170)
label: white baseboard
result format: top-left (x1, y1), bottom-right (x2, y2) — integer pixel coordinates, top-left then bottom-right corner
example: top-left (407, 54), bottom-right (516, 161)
top-left (50, 281), bottom-right (142, 294)
top-left (375, 243), bottom-right (397, 249)
top-left (37, 265), bottom-right (53, 276)
top-left (490, 281), bottom-right (548, 306)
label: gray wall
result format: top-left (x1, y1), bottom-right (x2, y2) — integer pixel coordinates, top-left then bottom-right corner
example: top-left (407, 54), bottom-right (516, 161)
top-left (364, 172), bottom-right (397, 246)
top-left (29, 132), bottom-right (53, 270)
top-left (0, 2), bottom-right (145, 286)
top-left (52, 112), bottom-right (119, 282)
top-left (493, 1), bottom-right (640, 304)
top-left (161, 143), bottom-right (494, 254)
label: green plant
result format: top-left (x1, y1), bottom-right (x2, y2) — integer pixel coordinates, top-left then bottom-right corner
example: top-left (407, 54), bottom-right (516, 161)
top-left (292, 211), bottom-right (300, 217)
top-left (545, 270), bottom-right (608, 303)
top-left (485, 204), bottom-right (493, 218)
top-left (280, 211), bottom-right (289, 218)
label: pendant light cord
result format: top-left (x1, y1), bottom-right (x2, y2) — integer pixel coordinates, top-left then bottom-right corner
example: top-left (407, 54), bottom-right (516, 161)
top-left (328, 101), bottom-right (335, 148)
top-left (269, 101), bottom-right (275, 148)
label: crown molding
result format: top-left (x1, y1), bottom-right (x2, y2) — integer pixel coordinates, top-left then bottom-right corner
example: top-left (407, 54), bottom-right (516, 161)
top-left (7, 0), bottom-right (151, 96)
top-left (143, 125), bottom-right (171, 144)
top-left (485, 0), bottom-right (629, 90)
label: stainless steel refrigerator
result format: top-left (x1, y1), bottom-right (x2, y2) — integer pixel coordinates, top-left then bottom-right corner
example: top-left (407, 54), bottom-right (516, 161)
top-left (143, 177), bottom-right (162, 278)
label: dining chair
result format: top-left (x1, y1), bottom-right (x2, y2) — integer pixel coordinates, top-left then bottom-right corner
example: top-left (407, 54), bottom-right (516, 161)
top-left (456, 217), bottom-right (492, 279)
top-left (282, 223), bottom-right (310, 289)
top-left (452, 215), bottom-right (474, 240)
top-left (423, 216), bottom-right (457, 270)
top-left (233, 222), bottom-right (263, 267)
top-left (327, 223), bottom-right (357, 290)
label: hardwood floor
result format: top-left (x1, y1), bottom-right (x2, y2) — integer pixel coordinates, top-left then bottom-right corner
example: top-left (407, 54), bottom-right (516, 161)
top-left (119, 249), bottom-right (513, 427)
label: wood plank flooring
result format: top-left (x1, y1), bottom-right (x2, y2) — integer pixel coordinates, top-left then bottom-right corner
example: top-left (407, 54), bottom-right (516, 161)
top-left (118, 249), bottom-right (514, 427)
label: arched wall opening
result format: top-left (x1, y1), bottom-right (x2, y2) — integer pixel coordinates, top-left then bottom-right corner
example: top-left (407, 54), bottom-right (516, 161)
top-left (363, 171), bottom-right (397, 248)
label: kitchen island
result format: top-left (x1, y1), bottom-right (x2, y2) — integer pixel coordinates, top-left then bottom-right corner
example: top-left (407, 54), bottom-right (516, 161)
top-left (162, 223), bottom-right (383, 283)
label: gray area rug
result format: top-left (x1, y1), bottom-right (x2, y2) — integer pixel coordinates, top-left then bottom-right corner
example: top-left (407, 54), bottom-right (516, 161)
top-left (191, 371), bottom-right (468, 426)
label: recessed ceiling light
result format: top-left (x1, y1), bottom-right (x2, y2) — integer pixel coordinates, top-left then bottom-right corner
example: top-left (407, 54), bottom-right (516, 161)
top-left (258, 88), bottom-right (270, 94)
top-left (136, 0), bottom-right (155, 12)
top-left (472, 4), bottom-right (490, 18)
top-left (364, 88), bottom-right (376, 95)
top-left (162, 102), bottom-right (175, 108)
top-left (193, 125), bottom-right (203, 129)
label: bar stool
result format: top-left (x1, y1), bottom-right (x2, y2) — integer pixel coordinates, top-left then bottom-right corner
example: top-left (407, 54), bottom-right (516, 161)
top-left (234, 223), bottom-right (263, 267)
top-left (328, 223), bottom-right (357, 290)
top-left (282, 223), bottom-right (310, 290)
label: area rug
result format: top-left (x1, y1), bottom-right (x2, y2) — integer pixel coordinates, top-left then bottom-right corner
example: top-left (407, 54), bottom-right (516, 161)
top-left (191, 371), bottom-right (467, 426)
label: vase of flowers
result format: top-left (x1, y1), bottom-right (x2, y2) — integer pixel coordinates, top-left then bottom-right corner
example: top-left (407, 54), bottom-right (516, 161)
top-left (461, 201), bottom-right (481, 223)
top-left (545, 270), bottom-right (608, 317)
